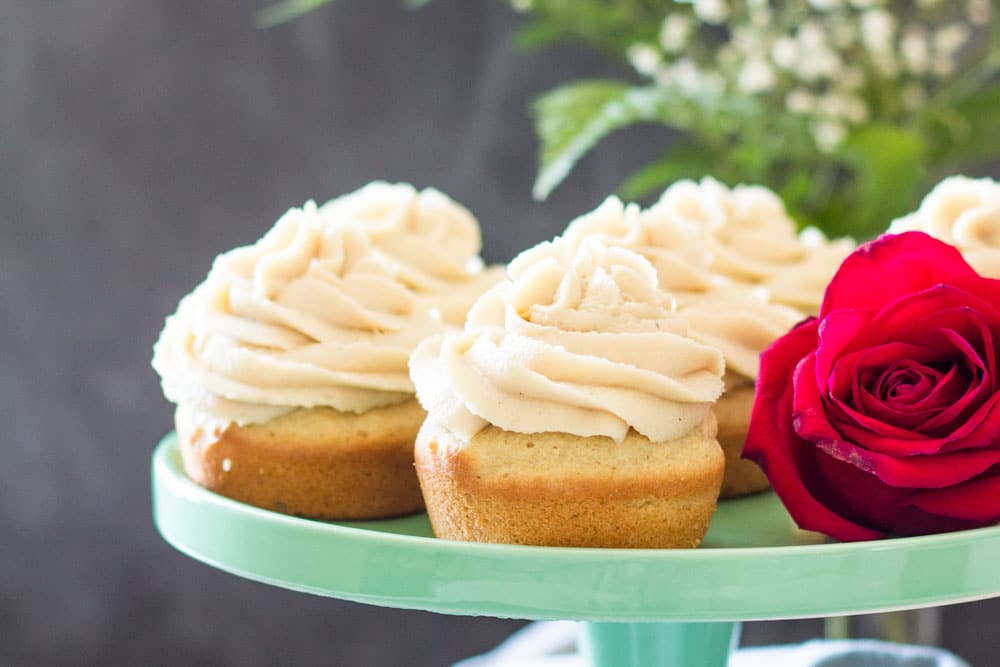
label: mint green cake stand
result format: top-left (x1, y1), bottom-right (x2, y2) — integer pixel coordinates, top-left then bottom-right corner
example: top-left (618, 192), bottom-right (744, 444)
top-left (152, 434), bottom-right (1000, 667)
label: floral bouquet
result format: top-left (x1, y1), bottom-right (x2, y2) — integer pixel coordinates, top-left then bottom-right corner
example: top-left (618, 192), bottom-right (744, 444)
top-left (519, 0), bottom-right (999, 239)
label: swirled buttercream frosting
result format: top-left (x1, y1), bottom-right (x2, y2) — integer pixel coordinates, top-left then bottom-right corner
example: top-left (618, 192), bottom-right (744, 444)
top-left (320, 182), bottom-right (504, 324)
top-left (410, 241), bottom-right (725, 444)
top-left (510, 197), bottom-right (801, 381)
top-left (153, 202), bottom-right (443, 425)
top-left (650, 177), bottom-right (855, 315)
top-left (889, 175), bottom-right (1000, 279)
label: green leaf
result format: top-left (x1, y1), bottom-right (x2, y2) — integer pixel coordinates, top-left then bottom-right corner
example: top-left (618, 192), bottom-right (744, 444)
top-left (618, 143), bottom-right (715, 200)
top-left (513, 19), bottom-right (569, 50)
top-left (533, 81), bottom-right (686, 200)
top-left (256, 0), bottom-right (335, 27)
top-left (931, 84), bottom-right (1000, 166)
top-left (834, 125), bottom-right (927, 239)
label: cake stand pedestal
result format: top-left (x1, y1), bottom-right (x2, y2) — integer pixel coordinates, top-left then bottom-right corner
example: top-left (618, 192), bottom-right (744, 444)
top-left (151, 435), bottom-right (1000, 667)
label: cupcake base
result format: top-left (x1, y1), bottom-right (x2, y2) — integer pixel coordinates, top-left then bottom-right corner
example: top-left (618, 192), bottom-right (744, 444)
top-left (176, 399), bottom-right (426, 520)
top-left (415, 414), bottom-right (724, 548)
top-left (715, 384), bottom-right (770, 498)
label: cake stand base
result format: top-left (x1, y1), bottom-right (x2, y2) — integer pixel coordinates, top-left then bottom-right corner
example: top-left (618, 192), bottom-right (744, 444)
top-left (580, 621), bottom-right (740, 667)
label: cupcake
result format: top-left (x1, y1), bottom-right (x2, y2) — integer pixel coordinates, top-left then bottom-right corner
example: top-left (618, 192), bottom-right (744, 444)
top-left (320, 182), bottom-right (505, 325)
top-left (153, 199), bottom-right (462, 520)
top-left (889, 175), bottom-right (1000, 278)
top-left (650, 177), bottom-right (855, 316)
top-left (410, 241), bottom-right (726, 548)
top-left (514, 197), bottom-right (801, 497)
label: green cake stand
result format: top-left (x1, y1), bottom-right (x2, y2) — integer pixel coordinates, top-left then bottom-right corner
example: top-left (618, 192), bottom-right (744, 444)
top-left (151, 434), bottom-right (1000, 667)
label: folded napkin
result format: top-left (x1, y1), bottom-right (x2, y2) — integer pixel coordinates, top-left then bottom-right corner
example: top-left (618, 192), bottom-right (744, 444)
top-left (453, 622), bottom-right (971, 667)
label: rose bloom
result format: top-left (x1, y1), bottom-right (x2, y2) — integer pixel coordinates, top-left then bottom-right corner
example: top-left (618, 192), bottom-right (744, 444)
top-left (744, 232), bottom-right (1000, 541)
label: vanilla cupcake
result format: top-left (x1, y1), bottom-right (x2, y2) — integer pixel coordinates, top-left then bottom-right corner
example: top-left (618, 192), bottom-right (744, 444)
top-left (320, 182), bottom-right (505, 325)
top-left (515, 197), bottom-right (801, 497)
top-left (889, 175), bottom-right (1000, 278)
top-left (651, 177), bottom-right (855, 316)
top-left (410, 241), bottom-right (726, 548)
top-left (153, 201), bottom-right (447, 520)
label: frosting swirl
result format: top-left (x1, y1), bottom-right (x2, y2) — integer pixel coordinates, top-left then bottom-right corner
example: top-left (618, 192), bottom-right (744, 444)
top-left (320, 182), bottom-right (504, 324)
top-left (153, 202), bottom-right (442, 425)
top-left (410, 242), bottom-right (725, 444)
top-left (889, 175), bottom-right (1000, 279)
top-left (650, 177), bottom-right (854, 315)
top-left (511, 196), bottom-right (801, 381)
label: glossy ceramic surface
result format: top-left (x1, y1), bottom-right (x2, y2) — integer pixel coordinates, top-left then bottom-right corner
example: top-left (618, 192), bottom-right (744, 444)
top-left (152, 434), bottom-right (1000, 622)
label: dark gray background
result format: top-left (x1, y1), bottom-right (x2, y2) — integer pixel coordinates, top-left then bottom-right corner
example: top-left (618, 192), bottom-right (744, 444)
top-left (2, 1), bottom-right (997, 665)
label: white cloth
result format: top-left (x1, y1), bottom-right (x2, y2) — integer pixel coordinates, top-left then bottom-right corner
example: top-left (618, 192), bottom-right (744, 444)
top-left (453, 622), bottom-right (971, 667)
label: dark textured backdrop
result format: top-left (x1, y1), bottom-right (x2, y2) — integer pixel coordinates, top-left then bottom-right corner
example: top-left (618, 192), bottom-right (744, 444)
top-left (2, 1), bottom-right (997, 665)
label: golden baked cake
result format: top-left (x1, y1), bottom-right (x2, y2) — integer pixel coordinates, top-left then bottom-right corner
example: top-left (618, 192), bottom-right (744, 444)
top-left (153, 185), bottom-right (495, 520)
top-left (410, 241), bottom-right (727, 548)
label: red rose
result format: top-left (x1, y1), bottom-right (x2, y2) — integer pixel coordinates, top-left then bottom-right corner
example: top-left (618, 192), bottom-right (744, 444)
top-left (744, 231), bottom-right (1000, 541)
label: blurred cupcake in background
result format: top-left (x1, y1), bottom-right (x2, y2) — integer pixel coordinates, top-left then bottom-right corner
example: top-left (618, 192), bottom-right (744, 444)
top-left (320, 182), bottom-right (505, 326)
top-left (650, 177), bottom-right (855, 316)
top-left (889, 175), bottom-right (1000, 278)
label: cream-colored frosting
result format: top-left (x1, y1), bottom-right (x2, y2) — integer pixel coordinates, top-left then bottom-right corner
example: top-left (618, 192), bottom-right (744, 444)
top-left (511, 196), bottom-right (802, 381)
top-left (889, 175), bottom-right (1000, 279)
top-left (651, 177), bottom-right (855, 315)
top-left (410, 241), bottom-right (725, 444)
top-left (153, 202), bottom-right (443, 426)
top-left (319, 181), bottom-right (504, 324)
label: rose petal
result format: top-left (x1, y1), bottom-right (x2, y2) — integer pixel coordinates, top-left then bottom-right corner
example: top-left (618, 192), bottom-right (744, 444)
top-left (833, 392), bottom-right (1000, 456)
top-left (815, 439), bottom-right (1000, 488)
top-left (812, 451), bottom-right (915, 532)
top-left (909, 471), bottom-right (1000, 524)
top-left (745, 319), bottom-right (883, 542)
top-left (814, 309), bottom-right (873, 386)
top-left (821, 232), bottom-right (997, 317)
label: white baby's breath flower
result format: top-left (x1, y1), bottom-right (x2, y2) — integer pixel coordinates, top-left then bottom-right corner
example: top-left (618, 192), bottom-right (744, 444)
top-left (786, 89), bottom-right (816, 114)
top-left (809, 0), bottom-right (844, 10)
top-left (839, 66), bottom-right (867, 89)
top-left (701, 71), bottom-right (726, 95)
top-left (654, 66), bottom-right (674, 88)
top-left (933, 54), bottom-right (956, 77)
top-left (627, 43), bottom-right (663, 77)
top-left (968, 0), bottom-right (991, 26)
top-left (818, 93), bottom-right (850, 119)
top-left (738, 59), bottom-right (776, 94)
top-left (900, 28), bottom-right (930, 74)
top-left (826, 14), bottom-right (860, 49)
top-left (797, 21), bottom-right (828, 50)
top-left (901, 82), bottom-right (927, 110)
top-left (510, 0), bottom-right (534, 12)
top-left (844, 97), bottom-right (869, 124)
top-left (871, 52), bottom-right (900, 77)
top-left (861, 10), bottom-right (896, 54)
top-left (771, 36), bottom-right (799, 70)
top-left (934, 22), bottom-right (971, 56)
top-left (797, 48), bottom-right (842, 81)
top-left (732, 26), bottom-right (765, 56)
top-left (671, 58), bottom-right (704, 92)
top-left (659, 13), bottom-right (693, 53)
top-left (813, 120), bottom-right (848, 153)
top-left (750, 4), bottom-right (773, 27)
top-left (850, 0), bottom-right (881, 8)
top-left (694, 0), bottom-right (728, 25)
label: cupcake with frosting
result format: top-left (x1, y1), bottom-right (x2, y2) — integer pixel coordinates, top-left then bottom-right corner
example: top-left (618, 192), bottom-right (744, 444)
top-left (650, 177), bottom-right (855, 316)
top-left (410, 240), bottom-right (726, 547)
top-left (153, 200), bottom-right (453, 520)
top-left (889, 175), bottom-right (1000, 278)
top-left (320, 182), bottom-right (505, 325)
top-left (513, 197), bottom-right (802, 497)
